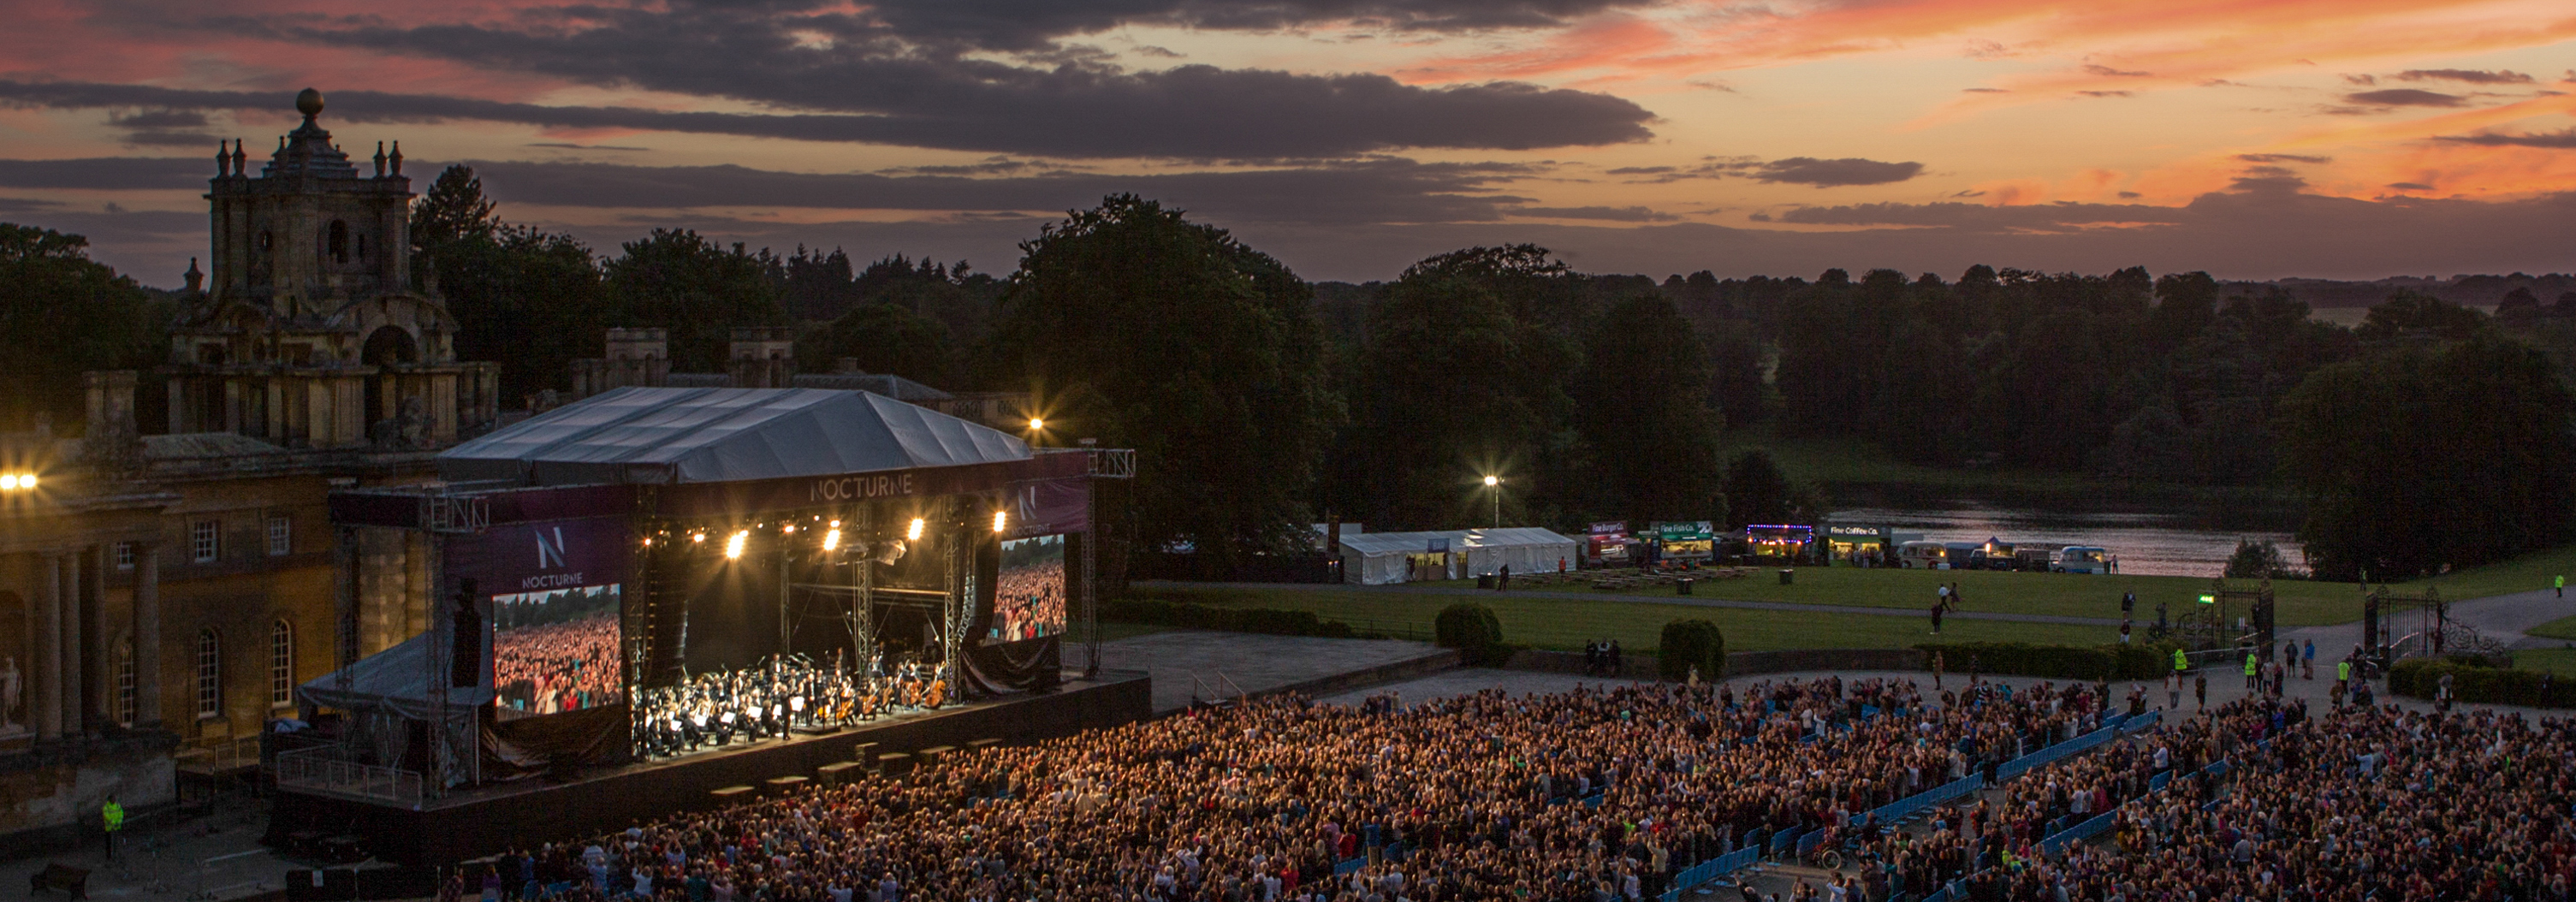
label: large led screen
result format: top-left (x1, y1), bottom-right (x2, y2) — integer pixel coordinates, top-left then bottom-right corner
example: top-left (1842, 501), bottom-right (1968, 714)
top-left (992, 534), bottom-right (1065, 644)
top-left (491, 583), bottom-right (622, 721)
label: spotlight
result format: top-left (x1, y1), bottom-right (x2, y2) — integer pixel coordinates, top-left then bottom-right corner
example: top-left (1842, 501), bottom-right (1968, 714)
top-left (1028, 417), bottom-right (1045, 431)
top-left (782, 524), bottom-right (796, 534)
top-left (822, 528), bottom-right (841, 551)
top-left (0, 475), bottom-right (17, 490)
top-left (692, 533), bottom-right (706, 543)
top-left (724, 530), bottom-right (748, 561)
top-left (992, 510), bottom-right (1008, 533)
top-left (829, 519), bottom-right (841, 528)
top-left (907, 518), bottom-right (925, 542)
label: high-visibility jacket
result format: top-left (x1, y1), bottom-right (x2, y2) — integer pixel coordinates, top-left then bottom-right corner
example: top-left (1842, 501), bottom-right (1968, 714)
top-left (2338, 661), bottom-right (2352, 681)
top-left (2172, 649), bottom-right (2188, 672)
top-left (101, 800), bottom-right (123, 833)
top-left (2244, 655), bottom-right (2257, 676)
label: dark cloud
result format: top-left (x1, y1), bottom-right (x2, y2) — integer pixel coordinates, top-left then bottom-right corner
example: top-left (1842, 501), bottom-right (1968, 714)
top-left (2435, 128), bottom-right (2576, 149)
top-left (2082, 64), bottom-right (2152, 78)
top-left (2394, 68), bottom-right (2533, 85)
top-left (0, 156), bottom-right (214, 190)
top-left (2343, 74), bottom-right (2377, 86)
top-left (0, 67), bottom-right (1650, 160)
top-left (2386, 182), bottom-right (2433, 190)
top-left (2345, 88), bottom-right (2467, 107)
top-left (1748, 157), bottom-right (1923, 187)
top-left (1774, 201), bottom-right (2187, 229)
top-left (0, 198), bottom-right (63, 213)
top-left (2076, 91), bottom-right (2132, 98)
top-left (447, 157), bottom-right (1543, 226)
top-left (820, 0), bottom-right (1656, 51)
top-left (526, 142), bottom-right (650, 151)
top-left (1511, 205), bottom-right (1677, 222)
top-left (2236, 153), bottom-right (2331, 164)
top-left (143, 1), bottom-right (1658, 159)
top-left (1604, 165), bottom-right (1674, 175)
top-left (1962, 87), bottom-right (2009, 93)
top-left (103, 110), bottom-right (217, 148)
top-left (105, 110), bottom-right (209, 129)
top-left (2229, 167), bottom-right (2307, 193)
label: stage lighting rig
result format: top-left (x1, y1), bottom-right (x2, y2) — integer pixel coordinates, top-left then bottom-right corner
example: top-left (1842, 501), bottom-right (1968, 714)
top-left (822, 527), bottom-right (841, 551)
top-left (907, 518), bottom-right (926, 542)
top-left (725, 530), bottom-right (748, 561)
top-left (993, 510), bottom-right (1008, 533)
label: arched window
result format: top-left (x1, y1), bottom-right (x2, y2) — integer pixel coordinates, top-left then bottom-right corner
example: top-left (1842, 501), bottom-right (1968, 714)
top-left (328, 221), bottom-right (349, 264)
top-left (270, 620), bottom-right (294, 707)
top-left (115, 638), bottom-right (135, 727)
top-left (195, 628), bottom-right (221, 720)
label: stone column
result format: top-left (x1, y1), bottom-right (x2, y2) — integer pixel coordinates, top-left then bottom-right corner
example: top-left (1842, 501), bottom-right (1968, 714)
top-left (59, 549), bottom-right (81, 734)
top-left (33, 554), bottom-right (59, 741)
top-left (133, 544), bottom-right (161, 729)
top-left (82, 548), bottom-right (107, 732)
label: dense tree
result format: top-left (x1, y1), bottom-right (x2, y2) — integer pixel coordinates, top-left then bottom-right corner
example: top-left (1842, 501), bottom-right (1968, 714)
top-left (603, 229), bottom-right (787, 372)
top-left (0, 223), bottom-right (158, 429)
top-left (2357, 289), bottom-right (2487, 343)
top-left (1721, 450), bottom-right (1794, 529)
top-left (410, 166), bottom-right (611, 401)
top-left (1573, 294), bottom-right (1724, 525)
top-left (1333, 246), bottom-right (1582, 529)
top-left (799, 302), bottom-right (956, 385)
top-left (987, 195), bottom-right (1339, 561)
top-left (2279, 334), bottom-right (2576, 580)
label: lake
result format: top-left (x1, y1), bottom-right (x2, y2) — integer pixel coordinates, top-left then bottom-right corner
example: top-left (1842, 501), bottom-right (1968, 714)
top-left (1831, 505), bottom-right (2303, 579)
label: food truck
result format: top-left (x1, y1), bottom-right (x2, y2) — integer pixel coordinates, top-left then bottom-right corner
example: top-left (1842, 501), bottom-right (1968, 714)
top-left (2053, 546), bottom-right (2112, 574)
top-left (1584, 520), bottom-right (1630, 567)
top-left (1654, 521), bottom-right (1718, 562)
top-left (1899, 540), bottom-right (1952, 569)
top-left (1744, 524), bottom-right (1816, 561)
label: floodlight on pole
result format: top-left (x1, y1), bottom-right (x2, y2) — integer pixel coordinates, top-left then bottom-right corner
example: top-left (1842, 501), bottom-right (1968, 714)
top-left (1483, 476), bottom-right (1501, 529)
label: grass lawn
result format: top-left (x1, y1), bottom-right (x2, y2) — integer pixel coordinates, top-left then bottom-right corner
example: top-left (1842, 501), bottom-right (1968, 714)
top-left (2529, 614), bottom-right (2576, 643)
top-left (2517, 649), bottom-right (2576, 679)
top-left (1137, 586), bottom-right (2117, 653)
top-left (1593, 566), bottom-right (2364, 626)
top-left (2393, 543), bottom-right (2576, 602)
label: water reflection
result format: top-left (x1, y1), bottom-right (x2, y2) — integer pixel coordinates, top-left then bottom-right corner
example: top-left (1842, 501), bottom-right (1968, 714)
top-left (1831, 505), bottom-right (2303, 579)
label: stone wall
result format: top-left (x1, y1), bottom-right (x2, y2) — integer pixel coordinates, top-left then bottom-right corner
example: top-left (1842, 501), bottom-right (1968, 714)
top-left (0, 730), bottom-right (177, 859)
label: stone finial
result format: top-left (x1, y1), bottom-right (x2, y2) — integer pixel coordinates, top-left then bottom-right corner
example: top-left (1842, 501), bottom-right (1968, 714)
top-left (295, 87), bottom-right (324, 120)
top-left (184, 258), bottom-right (203, 294)
top-left (374, 141), bottom-right (388, 177)
top-left (389, 140), bottom-right (403, 176)
top-left (217, 139), bottom-right (230, 176)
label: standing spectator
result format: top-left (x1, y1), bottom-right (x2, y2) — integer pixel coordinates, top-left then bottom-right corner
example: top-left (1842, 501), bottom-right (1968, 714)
top-left (2243, 650), bottom-right (2258, 691)
top-left (2121, 591), bottom-right (2135, 619)
top-left (2165, 668), bottom-right (2180, 711)
top-left (1929, 598), bottom-right (1945, 636)
top-left (2302, 639), bottom-right (2315, 680)
top-left (2194, 671), bottom-right (2207, 710)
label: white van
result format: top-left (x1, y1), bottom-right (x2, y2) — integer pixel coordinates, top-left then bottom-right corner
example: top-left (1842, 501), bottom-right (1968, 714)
top-left (2053, 546), bottom-right (2110, 574)
top-left (1898, 540), bottom-right (1950, 570)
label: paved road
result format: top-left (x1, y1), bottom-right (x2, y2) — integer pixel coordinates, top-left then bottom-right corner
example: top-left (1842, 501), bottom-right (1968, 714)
top-left (2283, 585), bottom-right (2576, 654)
top-left (1134, 580), bottom-right (2126, 627)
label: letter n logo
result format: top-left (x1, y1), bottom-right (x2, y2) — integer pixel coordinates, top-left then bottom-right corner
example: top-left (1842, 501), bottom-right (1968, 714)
top-left (536, 527), bottom-right (567, 569)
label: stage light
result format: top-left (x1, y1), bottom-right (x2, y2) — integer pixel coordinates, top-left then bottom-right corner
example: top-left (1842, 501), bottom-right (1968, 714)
top-left (907, 518), bottom-right (926, 541)
top-left (0, 476), bottom-right (17, 490)
top-left (993, 510), bottom-right (1008, 533)
top-left (1483, 475), bottom-right (1499, 487)
top-left (642, 537), bottom-right (652, 547)
top-left (829, 519), bottom-right (841, 528)
top-left (692, 533), bottom-right (706, 543)
top-left (725, 530), bottom-right (748, 560)
top-left (1028, 417), bottom-right (1045, 431)
top-left (822, 528), bottom-right (842, 551)
top-left (782, 524), bottom-right (796, 534)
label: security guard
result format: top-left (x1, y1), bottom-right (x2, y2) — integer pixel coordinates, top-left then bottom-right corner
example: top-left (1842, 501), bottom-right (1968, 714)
top-left (2171, 647), bottom-right (2188, 674)
top-left (101, 793), bottom-right (123, 860)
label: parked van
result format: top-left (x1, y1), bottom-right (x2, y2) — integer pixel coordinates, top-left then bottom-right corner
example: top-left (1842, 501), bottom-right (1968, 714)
top-left (2053, 546), bottom-right (2110, 574)
top-left (2012, 548), bottom-right (2056, 571)
top-left (1899, 540), bottom-right (1951, 570)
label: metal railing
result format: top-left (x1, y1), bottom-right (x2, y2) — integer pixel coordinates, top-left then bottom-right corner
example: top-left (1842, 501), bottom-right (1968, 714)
top-left (175, 736), bottom-right (264, 774)
top-left (275, 745), bottom-right (425, 808)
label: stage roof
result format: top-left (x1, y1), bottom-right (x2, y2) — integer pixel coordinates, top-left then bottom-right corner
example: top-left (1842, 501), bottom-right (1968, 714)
top-left (438, 387), bottom-right (1031, 487)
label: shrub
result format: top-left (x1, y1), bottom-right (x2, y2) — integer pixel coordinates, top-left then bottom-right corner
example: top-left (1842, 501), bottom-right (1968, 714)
top-left (1917, 641), bottom-right (2183, 681)
top-left (1433, 603), bottom-right (1515, 665)
top-left (1659, 620), bottom-right (1725, 681)
top-left (2389, 656), bottom-right (2576, 708)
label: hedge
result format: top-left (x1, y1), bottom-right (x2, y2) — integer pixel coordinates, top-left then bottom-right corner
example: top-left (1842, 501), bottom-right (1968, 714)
top-left (2390, 656), bottom-right (2576, 708)
top-left (1434, 603), bottom-right (1517, 666)
top-left (1916, 641), bottom-right (2184, 681)
top-left (1659, 620), bottom-right (1725, 681)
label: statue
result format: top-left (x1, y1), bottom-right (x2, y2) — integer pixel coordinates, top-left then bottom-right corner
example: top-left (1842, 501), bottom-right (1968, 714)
top-left (1, 656), bottom-right (21, 728)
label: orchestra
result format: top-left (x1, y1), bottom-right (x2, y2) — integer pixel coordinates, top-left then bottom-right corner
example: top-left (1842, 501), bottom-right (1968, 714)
top-left (628, 653), bottom-right (949, 759)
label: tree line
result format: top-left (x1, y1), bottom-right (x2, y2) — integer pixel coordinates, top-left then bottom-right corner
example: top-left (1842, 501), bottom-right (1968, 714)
top-left (4, 172), bottom-right (2571, 582)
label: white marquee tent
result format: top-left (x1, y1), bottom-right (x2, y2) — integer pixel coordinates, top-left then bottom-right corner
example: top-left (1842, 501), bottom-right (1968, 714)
top-left (1338, 527), bottom-right (1581, 585)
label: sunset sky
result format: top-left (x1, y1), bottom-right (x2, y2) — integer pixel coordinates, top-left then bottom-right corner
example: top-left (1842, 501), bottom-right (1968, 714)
top-left (3, 0), bottom-right (2573, 286)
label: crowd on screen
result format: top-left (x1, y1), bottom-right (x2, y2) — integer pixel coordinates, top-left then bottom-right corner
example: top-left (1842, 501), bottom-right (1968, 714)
top-left (452, 672), bottom-right (2576, 902)
top-left (992, 559), bottom-right (1065, 644)
top-left (494, 615), bottom-right (621, 717)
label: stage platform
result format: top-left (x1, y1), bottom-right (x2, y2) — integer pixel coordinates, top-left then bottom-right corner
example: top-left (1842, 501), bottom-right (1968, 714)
top-left (270, 670), bottom-right (1150, 865)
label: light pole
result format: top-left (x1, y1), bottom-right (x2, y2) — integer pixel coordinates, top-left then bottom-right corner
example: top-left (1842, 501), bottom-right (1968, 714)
top-left (1483, 475), bottom-right (1500, 529)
